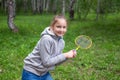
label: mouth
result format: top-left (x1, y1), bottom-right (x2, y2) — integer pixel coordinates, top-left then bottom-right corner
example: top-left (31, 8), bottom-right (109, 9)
top-left (56, 32), bottom-right (64, 36)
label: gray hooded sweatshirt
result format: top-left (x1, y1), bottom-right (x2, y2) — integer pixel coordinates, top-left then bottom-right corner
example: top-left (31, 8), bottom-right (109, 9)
top-left (23, 27), bottom-right (66, 76)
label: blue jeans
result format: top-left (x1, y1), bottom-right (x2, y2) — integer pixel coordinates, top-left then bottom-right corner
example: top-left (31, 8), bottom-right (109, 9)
top-left (22, 69), bottom-right (53, 80)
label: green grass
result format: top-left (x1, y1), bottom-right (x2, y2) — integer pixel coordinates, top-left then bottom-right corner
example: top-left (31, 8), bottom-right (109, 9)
top-left (0, 14), bottom-right (120, 80)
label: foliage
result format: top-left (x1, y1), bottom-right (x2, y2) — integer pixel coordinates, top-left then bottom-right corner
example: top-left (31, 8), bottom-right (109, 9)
top-left (0, 14), bottom-right (120, 80)
top-left (0, 0), bottom-right (120, 19)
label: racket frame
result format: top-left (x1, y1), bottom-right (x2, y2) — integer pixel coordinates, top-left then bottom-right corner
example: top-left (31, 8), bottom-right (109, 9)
top-left (75, 35), bottom-right (92, 50)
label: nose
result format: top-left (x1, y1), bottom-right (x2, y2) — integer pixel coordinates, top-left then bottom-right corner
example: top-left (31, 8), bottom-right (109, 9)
top-left (60, 27), bottom-right (66, 32)
top-left (61, 27), bottom-right (64, 31)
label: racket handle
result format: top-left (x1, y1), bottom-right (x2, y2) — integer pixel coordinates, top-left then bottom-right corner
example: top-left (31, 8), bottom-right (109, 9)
top-left (76, 46), bottom-right (80, 51)
top-left (72, 49), bottom-right (77, 54)
top-left (73, 49), bottom-right (76, 52)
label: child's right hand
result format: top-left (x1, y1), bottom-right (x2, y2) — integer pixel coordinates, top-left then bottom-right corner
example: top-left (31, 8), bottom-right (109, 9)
top-left (64, 50), bottom-right (77, 58)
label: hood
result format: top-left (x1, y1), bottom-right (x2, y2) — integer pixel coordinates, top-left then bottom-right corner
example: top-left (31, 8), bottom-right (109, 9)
top-left (41, 27), bottom-right (62, 40)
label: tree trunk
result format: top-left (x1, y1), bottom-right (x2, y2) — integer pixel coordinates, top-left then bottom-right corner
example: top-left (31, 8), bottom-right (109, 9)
top-left (62, 0), bottom-right (65, 15)
top-left (69, 0), bottom-right (76, 20)
top-left (45, 0), bottom-right (50, 12)
top-left (23, 0), bottom-right (28, 13)
top-left (31, 0), bottom-right (37, 14)
top-left (0, 0), bottom-right (7, 14)
top-left (39, 0), bottom-right (43, 14)
top-left (76, 0), bottom-right (81, 20)
top-left (82, 1), bottom-right (92, 20)
top-left (7, 0), bottom-right (18, 32)
top-left (37, 0), bottom-right (42, 13)
top-left (52, 0), bottom-right (57, 14)
top-left (96, 0), bottom-right (100, 21)
top-left (43, 0), bottom-right (46, 11)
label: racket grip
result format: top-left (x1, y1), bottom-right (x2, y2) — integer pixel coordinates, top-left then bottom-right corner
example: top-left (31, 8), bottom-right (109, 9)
top-left (76, 46), bottom-right (80, 51)
top-left (72, 49), bottom-right (76, 53)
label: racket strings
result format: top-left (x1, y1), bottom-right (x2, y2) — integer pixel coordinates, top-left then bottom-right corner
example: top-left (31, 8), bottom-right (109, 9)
top-left (75, 36), bottom-right (92, 49)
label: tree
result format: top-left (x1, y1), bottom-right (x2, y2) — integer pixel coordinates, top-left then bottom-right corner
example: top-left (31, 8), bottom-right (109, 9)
top-left (69, 0), bottom-right (76, 20)
top-left (7, 0), bottom-right (18, 32)
top-left (75, 0), bottom-right (93, 20)
top-left (45, 0), bottom-right (50, 12)
top-left (52, 0), bottom-right (57, 14)
top-left (23, 0), bottom-right (28, 13)
top-left (36, 0), bottom-right (43, 14)
top-left (62, 0), bottom-right (65, 15)
top-left (31, 0), bottom-right (37, 14)
top-left (0, 0), bottom-right (119, 21)
top-left (96, 0), bottom-right (100, 21)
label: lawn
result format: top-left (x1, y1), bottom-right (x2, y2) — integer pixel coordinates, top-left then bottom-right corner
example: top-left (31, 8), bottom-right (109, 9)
top-left (0, 14), bottom-right (120, 80)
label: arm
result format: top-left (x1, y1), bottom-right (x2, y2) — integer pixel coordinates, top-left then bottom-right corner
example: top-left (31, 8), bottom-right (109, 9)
top-left (38, 36), bottom-right (77, 67)
top-left (39, 36), bottom-right (66, 67)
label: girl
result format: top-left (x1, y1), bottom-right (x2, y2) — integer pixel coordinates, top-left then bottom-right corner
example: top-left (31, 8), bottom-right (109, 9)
top-left (22, 15), bottom-right (77, 80)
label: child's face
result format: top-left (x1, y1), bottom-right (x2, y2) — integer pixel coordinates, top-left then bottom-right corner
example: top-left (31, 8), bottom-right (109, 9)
top-left (52, 19), bottom-right (67, 37)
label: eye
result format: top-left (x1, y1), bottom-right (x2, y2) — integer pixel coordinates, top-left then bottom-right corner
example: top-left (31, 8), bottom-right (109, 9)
top-left (56, 26), bottom-right (61, 28)
top-left (56, 26), bottom-right (67, 29)
top-left (63, 26), bottom-right (66, 28)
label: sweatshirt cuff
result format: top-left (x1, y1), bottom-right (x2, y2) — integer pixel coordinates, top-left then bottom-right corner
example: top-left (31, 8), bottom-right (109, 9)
top-left (61, 54), bottom-right (67, 61)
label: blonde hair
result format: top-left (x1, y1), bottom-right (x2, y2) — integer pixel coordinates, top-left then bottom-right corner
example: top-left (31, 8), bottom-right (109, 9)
top-left (50, 14), bottom-right (67, 27)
